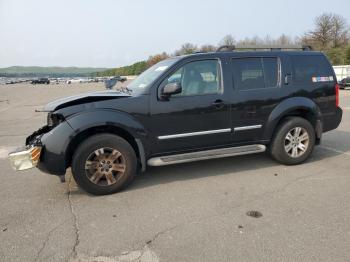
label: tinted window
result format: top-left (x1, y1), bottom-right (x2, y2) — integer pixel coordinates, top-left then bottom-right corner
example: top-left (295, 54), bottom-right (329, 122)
top-left (232, 57), bottom-right (278, 90)
top-left (263, 58), bottom-right (278, 88)
top-left (291, 55), bottom-right (333, 85)
top-left (164, 60), bottom-right (221, 96)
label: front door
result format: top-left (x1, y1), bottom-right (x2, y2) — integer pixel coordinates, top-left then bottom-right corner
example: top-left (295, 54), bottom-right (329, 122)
top-left (149, 59), bottom-right (232, 155)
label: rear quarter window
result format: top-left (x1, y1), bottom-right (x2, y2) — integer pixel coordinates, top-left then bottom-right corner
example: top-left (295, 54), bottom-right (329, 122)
top-left (291, 55), bottom-right (334, 85)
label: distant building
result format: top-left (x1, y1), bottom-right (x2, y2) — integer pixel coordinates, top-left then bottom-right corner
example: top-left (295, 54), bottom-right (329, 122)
top-left (333, 65), bottom-right (350, 81)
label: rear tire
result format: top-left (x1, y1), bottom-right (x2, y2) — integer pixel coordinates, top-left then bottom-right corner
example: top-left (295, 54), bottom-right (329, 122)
top-left (270, 117), bottom-right (315, 165)
top-left (71, 134), bottom-right (137, 195)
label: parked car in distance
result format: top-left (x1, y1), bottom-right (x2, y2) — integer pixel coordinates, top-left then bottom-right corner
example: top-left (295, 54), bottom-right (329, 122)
top-left (49, 78), bottom-right (60, 84)
top-left (31, 78), bottom-right (50, 85)
top-left (9, 45), bottom-right (342, 195)
top-left (339, 77), bottom-right (350, 89)
top-left (66, 78), bottom-right (87, 84)
top-left (104, 76), bottom-right (127, 90)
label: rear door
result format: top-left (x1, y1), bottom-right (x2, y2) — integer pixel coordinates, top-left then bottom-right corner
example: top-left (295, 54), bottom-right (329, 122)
top-left (230, 56), bottom-right (284, 143)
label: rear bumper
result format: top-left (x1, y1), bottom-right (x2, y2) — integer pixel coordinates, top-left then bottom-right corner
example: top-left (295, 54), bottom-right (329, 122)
top-left (323, 107), bottom-right (343, 133)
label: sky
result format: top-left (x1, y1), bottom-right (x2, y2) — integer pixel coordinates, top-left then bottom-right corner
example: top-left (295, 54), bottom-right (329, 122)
top-left (0, 0), bottom-right (349, 68)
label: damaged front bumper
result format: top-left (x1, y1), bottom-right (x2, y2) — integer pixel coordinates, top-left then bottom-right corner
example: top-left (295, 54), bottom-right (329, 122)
top-left (8, 126), bottom-right (50, 171)
top-left (8, 146), bottom-right (42, 171)
top-left (10, 121), bottom-right (75, 176)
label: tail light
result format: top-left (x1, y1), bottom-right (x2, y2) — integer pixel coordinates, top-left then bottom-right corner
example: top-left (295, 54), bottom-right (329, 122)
top-left (335, 83), bottom-right (339, 107)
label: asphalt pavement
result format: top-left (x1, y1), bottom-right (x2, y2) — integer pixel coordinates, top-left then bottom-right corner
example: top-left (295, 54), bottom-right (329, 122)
top-left (0, 83), bottom-right (349, 262)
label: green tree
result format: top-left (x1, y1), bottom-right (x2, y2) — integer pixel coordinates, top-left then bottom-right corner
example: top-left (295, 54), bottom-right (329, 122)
top-left (326, 48), bottom-right (345, 65)
top-left (346, 45), bottom-right (350, 64)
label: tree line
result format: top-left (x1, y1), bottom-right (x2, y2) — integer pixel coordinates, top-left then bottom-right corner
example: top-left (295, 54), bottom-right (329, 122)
top-left (94, 13), bottom-right (350, 77)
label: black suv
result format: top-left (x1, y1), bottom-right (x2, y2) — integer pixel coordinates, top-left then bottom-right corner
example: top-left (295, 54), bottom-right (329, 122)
top-left (9, 45), bottom-right (342, 195)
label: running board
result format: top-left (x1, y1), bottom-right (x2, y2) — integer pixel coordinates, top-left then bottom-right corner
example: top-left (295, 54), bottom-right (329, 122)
top-left (147, 144), bottom-right (266, 166)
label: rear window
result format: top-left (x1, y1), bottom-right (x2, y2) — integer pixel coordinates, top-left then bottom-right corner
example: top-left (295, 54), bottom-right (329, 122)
top-left (232, 57), bottom-right (279, 90)
top-left (291, 55), bottom-right (334, 85)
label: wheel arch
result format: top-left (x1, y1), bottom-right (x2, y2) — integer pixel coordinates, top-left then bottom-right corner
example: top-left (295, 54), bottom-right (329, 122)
top-left (263, 97), bottom-right (322, 142)
top-left (63, 109), bottom-right (149, 171)
top-left (65, 125), bottom-right (146, 171)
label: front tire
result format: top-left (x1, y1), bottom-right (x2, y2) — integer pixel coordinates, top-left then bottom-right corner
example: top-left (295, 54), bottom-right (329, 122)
top-left (270, 117), bottom-right (315, 165)
top-left (71, 134), bottom-right (137, 195)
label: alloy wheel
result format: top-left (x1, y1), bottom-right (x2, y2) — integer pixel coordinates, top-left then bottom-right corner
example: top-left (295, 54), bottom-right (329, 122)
top-left (84, 147), bottom-right (126, 186)
top-left (284, 127), bottom-right (310, 158)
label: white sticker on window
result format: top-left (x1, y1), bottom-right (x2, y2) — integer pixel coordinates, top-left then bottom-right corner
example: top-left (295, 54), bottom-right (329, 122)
top-left (312, 76), bottom-right (334, 82)
top-left (155, 66), bottom-right (168, 72)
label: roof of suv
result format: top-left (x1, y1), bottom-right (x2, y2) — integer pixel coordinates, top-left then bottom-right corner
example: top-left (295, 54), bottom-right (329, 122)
top-left (173, 45), bottom-right (323, 60)
top-left (174, 50), bottom-right (323, 60)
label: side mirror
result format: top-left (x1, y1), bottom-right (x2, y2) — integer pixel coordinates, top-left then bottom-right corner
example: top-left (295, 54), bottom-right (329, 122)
top-left (161, 82), bottom-right (182, 99)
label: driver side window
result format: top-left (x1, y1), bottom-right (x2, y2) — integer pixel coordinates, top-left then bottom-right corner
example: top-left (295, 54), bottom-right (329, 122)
top-left (164, 60), bottom-right (221, 97)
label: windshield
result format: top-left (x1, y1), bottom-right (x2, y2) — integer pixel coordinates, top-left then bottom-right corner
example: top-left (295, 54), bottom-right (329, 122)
top-left (127, 58), bottom-right (179, 93)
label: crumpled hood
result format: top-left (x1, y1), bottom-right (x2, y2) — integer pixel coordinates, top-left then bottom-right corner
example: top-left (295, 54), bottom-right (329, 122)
top-left (42, 90), bottom-right (131, 112)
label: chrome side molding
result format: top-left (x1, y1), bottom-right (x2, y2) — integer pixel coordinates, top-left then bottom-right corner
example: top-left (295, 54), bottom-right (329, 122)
top-left (158, 128), bottom-right (231, 140)
top-left (234, 125), bottom-right (262, 131)
top-left (147, 144), bottom-right (266, 166)
top-left (158, 125), bottom-right (263, 140)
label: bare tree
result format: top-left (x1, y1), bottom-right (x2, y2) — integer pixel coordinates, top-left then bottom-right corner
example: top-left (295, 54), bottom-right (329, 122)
top-left (199, 44), bottom-right (217, 52)
top-left (263, 35), bottom-right (273, 45)
top-left (276, 34), bottom-right (295, 45)
top-left (237, 36), bottom-right (264, 46)
top-left (303, 13), bottom-right (349, 50)
top-left (219, 34), bottom-right (235, 46)
top-left (331, 14), bottom-right (349, 48)
top-left (305, 13), bottom-right (333, 49)
top-left (174, 43), bottom-right (198, 56)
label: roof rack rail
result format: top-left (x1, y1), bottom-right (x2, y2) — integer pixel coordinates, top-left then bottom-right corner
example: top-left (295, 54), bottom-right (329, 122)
top-left (216, 45), bottom-right (313, 52)
top-left (216, 45), bottom-right (236, 52)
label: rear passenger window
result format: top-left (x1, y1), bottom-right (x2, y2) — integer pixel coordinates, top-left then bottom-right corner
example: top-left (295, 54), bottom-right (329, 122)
top-left (232, 57), bottom-right (278, 90)
top-left (291, 55), bottom-right (333, 85)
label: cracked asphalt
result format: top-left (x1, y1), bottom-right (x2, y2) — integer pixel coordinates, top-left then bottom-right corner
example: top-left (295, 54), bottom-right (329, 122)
top-left (1, 83), bottom-right (350, 262)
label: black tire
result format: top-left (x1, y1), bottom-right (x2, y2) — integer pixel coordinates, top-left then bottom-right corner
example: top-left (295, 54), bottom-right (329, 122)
top-left (269, 117), bottom-right (315, 165)
top-left (71, 133), bottom-right (137, 195)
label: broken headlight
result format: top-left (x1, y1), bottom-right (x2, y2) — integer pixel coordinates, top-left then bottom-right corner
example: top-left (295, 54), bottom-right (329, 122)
top-left (47, 113), bottom-right (65, 127)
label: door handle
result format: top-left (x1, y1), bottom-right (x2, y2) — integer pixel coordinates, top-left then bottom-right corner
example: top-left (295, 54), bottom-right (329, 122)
top-left (212, 99), bottom-right (225, 109)
top-left (284, 73), bottom-right (292, 85)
